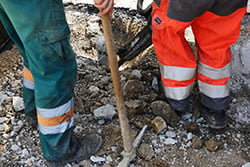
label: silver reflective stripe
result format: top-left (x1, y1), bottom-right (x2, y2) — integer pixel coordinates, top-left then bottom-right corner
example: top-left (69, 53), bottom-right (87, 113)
top-left (160, 63), bottom-right (196, 81)
top-left (198, 61), bottom-right (231, 79)
top-left (38, 117), bottom-right (74, 135)
top-left (37, 98), bottom-right (74, 118)
top-left (23, 78), bottom-right (34, 90)
top-left (163, 83), bottom-right (194, 100)
top-left (198, 80), bottom-right (229, 98)
top-left (247, 0), bottom-right (250, 13)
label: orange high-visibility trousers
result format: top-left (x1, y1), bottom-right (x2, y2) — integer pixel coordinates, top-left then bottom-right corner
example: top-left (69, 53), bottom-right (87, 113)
top-left (152, 0), bottom-right (247, 111)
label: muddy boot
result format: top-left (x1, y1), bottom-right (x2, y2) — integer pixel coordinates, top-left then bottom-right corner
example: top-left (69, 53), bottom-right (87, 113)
top-left (167, 97), bottom-right (192, 122)
top-left (25, 116), bottom-right (38, 128)
top-left (175, 110), bottom-right (193, 122)
top-left (46, 134), bottom-right (103, 167)
top-left (200, 105), bottom-right (227, 129)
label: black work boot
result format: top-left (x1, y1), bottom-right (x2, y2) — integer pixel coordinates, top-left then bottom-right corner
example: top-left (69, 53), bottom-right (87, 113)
top-left (200, 105), bottom-right (227, 129)
top-left (46, 134), bottom-right (103, 167)
top-left (167, 97), bottom-right (192, 122)
top-left (175, 110), bottom-right (193, 122)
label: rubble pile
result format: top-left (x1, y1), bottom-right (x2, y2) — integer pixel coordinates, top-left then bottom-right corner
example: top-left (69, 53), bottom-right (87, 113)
top-left (0, 2), bottom-right (249, 167)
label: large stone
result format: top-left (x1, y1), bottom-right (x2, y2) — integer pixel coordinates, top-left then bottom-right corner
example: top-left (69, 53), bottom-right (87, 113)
top-left (93, 104), bottom-right (116, 120)
top-left (149, 157), bottom-right (169, 167)
top-left (152, 116), bottom-right (167, 134)
top-left (151, 100), bottom-right (179, 126)
top-left (12, 97), bottom-right (25, 112)
top-left (205, 137), bottom-right (221, 152)
top-left (138, 143), bottom-right (154, 160)
top-left (123, 80), bottom-right (145, 100)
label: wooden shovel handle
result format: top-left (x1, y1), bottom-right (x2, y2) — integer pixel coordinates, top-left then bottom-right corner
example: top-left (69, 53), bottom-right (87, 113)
top-left (101, 14), bottom-right (133, 153)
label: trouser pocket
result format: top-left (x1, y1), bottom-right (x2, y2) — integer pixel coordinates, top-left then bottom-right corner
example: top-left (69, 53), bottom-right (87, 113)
top-left (39, 25), bottom-right (75, 62)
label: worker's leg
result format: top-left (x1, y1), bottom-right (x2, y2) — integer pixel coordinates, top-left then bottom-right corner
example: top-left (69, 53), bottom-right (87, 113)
top-left (191, 2), bottom-right (247, 128)
top-left (151, 0), bottom-right (212, 117)
top-left (0, 0), bottom-right (101, 162)
top-left (0, 3), bottom-right (36, 119)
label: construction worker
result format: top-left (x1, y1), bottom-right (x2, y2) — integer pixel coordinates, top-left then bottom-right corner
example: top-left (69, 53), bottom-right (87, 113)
top-left (151, 0), bottom-right (247, 129)
top-left (95, 0), bottom-right (248, 129)
top-left (0, 0), bottom-right (102, 166)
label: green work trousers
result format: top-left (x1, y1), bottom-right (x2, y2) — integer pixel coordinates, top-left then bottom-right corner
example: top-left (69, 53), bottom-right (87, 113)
top-left (0, 0), bottom-right (77, 160)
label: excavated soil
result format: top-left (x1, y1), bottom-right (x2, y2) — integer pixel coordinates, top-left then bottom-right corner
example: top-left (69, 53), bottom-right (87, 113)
top-left (0, 3), bottom-right (249, 167)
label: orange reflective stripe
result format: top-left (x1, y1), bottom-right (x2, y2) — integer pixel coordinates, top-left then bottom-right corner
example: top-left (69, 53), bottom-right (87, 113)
top-left (37, 107), bottom-right (74, 127)
top-left (161, 76), bottom-right (195, 87)
top-left (197, 73), bottom-right (229, 86)
top-left (23, 68), bottom-right (34, 82)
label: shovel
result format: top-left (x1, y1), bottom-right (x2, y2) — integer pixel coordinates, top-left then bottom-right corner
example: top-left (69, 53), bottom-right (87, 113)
top-left (100, 14), bottom-right (147, 167)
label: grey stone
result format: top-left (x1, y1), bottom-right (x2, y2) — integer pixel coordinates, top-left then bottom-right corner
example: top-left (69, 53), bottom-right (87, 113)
top-left (11, 144), bottom-right (19, 151)
top-left (0, 92), bottom-right (7, 105)
top-left (165, 131), bottom-right (176, 138)
top-left (96, 36), bottom-right (108, 66)
top-left (21, 148), bottom-right (30, 157)
top-left (12, 96), bottom-right (24, 112)
top-left (242, 162), bottom-right (250, 167)
top-left (88, 85), bottom-right (100, 96)
top-left (131, 70), bottom-right (142, 80)
top-left (152, 77), bottom-right (159, 93)
top-left (187, 133), bottom-right (193, 141)
top-left (94, 104), bottom-right (116, 120)
top-left (90, 156), bottom-right (106, 163)
top-left (164, 138), bottom-right (177, 145)
top-left (0, 117), bottom-right (6, 124)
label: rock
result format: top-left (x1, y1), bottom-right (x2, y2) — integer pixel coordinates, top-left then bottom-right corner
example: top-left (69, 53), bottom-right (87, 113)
top-left (149, 157), bottom-right (169, 167)
top-left (86, 16), bottom-right (100, 35)
top-left (0, 92), bottom-right (7, 105)
top-left (11, 144), bottom-right (19, 151)
top-left (228, 97), bottom-right (250, 125)
top-left (0, 123), bottom-right (10, 132)
top-left (242, 162), bottom-right (250, 167)
top-left (12, 96), bottom-right (24, 112)
top-left (130, 70), bottom-right (142, 80)
top-left (90, 156), bottom-right (106, 163)
top-left (165, 131), bottom-right (176, 138)
top-left (151, 100), bottom-right (179, 126)
top-left (184, 122), bottom-right (200, 135)
top-left (152, 116), bottom-right (167, 134)
top-left (88, 86), bottom-right (100, 95)
top-left (106, 155), bottom-right (113, 163)
top-left (205, 137), bottom-right (221, 152)
top-left (123, 80), bottom-right (145, 100)
top-left (96, 36), bottom-right (108, 66)
top-left (0, 117), bottom-right (6, 124)
top-left (138, 143), bottom-right (154, 160)
top-left (97, 119), bottom-right (105, 125)
top-left (21, 148), bottom-right (29, 157)
top-left (192, 136), bottom-right (203, 149)
top-left (187, 132), bottom-right (193, 141)
top-left (164, 138), bottom-right (177, 145)
top-left (151, 77), bottom-right (159, 93)
top-left (125, 99), bottom-right (143, 114)
top-left (93, 104), bottom-right (116, 120)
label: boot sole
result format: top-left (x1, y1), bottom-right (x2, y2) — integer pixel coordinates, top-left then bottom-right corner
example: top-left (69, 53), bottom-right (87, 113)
top-left (200, 112), bottom-right (227, 129)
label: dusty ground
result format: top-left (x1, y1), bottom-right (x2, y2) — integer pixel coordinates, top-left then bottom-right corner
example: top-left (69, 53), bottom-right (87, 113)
top-left (0, 3), bottom-right (250, 167)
